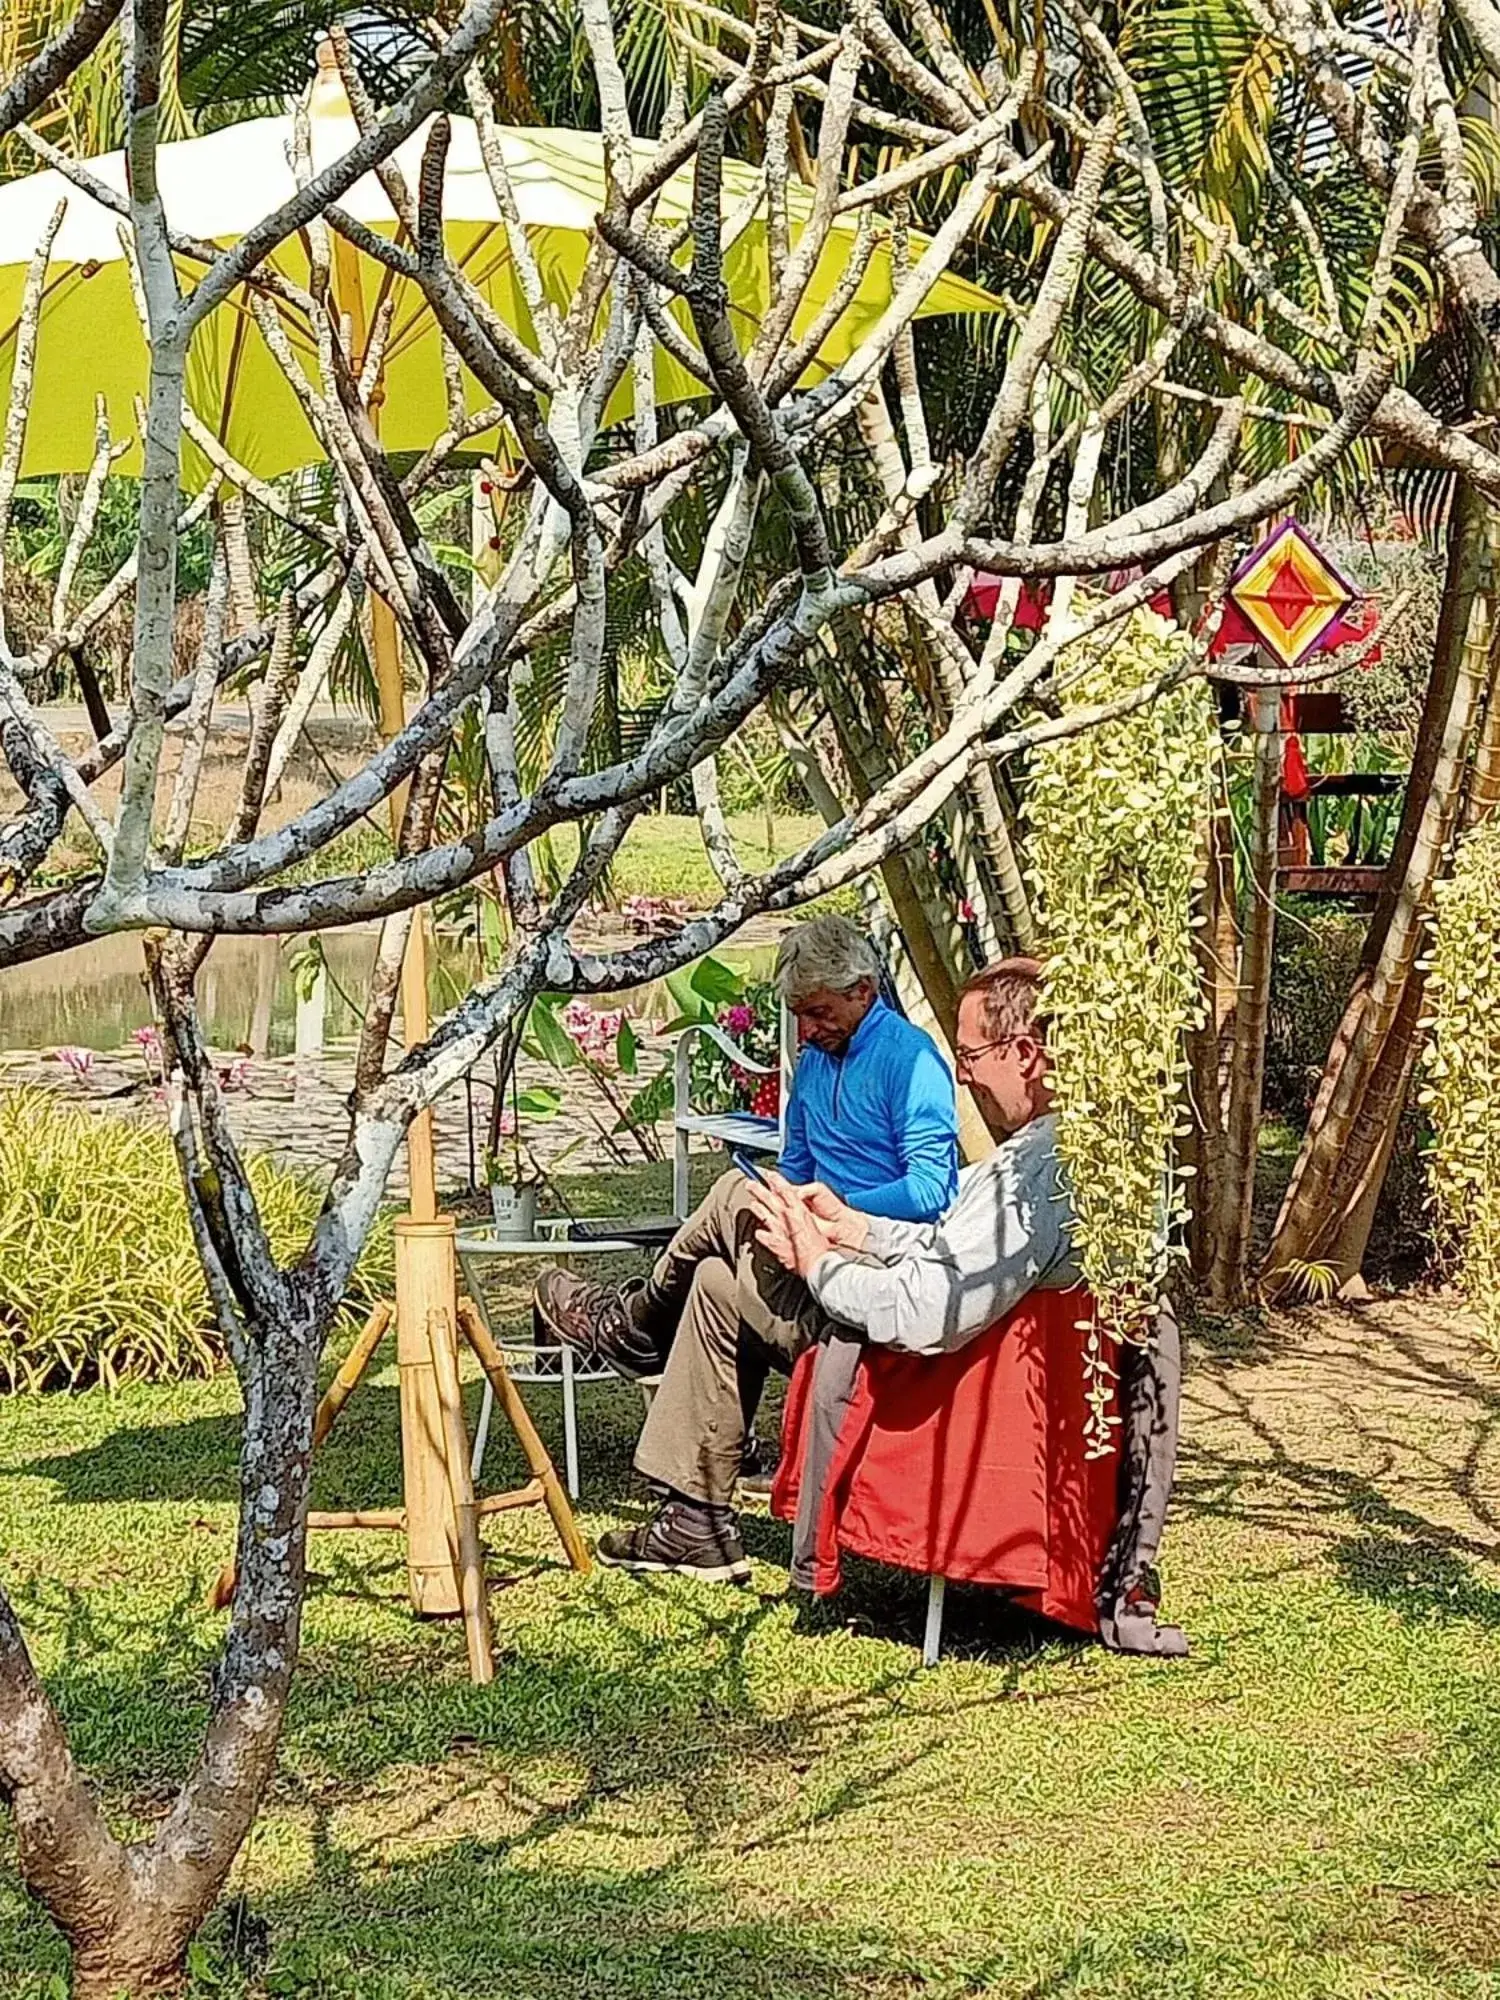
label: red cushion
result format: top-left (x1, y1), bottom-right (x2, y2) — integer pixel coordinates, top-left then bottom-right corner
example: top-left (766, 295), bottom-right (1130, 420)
top-left (771, 1289), bottom-right (1118, 1633)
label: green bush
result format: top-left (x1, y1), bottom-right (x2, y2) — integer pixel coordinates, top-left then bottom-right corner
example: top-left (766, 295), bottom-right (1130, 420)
top-left (0, 1090), bottom-right (392, 1392)
top-left (1265, 903), bottom-right (1431, 1280)
top-left (1025, 609), bottom-right (1214, 1448)
top-left (1420, 817), bottom-right (1500, 1346)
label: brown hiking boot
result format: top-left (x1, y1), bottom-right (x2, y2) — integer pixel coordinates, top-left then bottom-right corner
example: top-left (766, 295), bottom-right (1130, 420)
top-left (532, 1268), bottom-right (665, 1380)
top-left (596, 1501), bottom-right (751, 1584)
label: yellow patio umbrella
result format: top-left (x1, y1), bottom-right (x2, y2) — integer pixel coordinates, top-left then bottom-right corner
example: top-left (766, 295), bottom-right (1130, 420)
top-left (0, 63), bottom-right (1000, 481)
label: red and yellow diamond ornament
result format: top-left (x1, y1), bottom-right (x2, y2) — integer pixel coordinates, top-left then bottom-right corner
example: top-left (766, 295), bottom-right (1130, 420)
top-left (1225, 519), bottom-right (1356, 670)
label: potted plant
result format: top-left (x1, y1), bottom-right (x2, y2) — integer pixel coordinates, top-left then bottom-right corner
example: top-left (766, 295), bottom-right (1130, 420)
top-left (482, 1084), bottom-right (562, 1239)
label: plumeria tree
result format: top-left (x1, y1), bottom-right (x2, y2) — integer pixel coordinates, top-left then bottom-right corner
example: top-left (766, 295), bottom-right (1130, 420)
top-left (3, 0), bottom-right (1499, 1991)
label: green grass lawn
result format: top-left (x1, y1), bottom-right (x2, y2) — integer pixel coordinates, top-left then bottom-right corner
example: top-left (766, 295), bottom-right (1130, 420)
top-left (547, 812), bottom-right (840, 908)
top-left (3, 1175), bottom-right (1499, 1999)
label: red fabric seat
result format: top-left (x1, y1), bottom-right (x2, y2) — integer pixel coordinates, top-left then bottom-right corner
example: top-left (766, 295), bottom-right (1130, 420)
top-left (770, 1288), bottom-right (1119, 1633)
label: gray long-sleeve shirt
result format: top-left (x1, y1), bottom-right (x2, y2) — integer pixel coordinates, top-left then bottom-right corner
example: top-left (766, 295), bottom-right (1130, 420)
top-left (806, 1112), bottom-right (1082, 1355)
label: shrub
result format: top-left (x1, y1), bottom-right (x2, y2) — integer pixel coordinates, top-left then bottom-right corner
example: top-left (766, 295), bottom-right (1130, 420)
top-left (1264, 904), bottom-right (1431, 1280)
top-left (1264, 905), bottom-right (1366, 1122)
top-left (1420, 817), bottom-right (1500, 1347)
top-left (0, 1090), bottom-right (392, 1392)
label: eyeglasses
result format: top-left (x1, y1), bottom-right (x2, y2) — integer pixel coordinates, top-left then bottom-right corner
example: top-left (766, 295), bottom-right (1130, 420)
top-left (954, 1034), bottom-right (1024, 1069)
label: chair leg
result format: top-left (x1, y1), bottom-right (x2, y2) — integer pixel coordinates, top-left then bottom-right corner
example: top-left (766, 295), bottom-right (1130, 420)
top-left (561, 1345), bottom-right (580, 1501)
top-left (470, 1377), bottom-right (494, 1486)
top-left (673, 1126), bottom-right (690, 1221)
top-left (922, 1575), bottom-right (946, 1667)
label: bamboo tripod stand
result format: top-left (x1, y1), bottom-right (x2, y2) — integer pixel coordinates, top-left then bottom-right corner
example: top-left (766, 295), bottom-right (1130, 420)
top-left (209, 652), bottom-right (593, 1683)
top-left (209, 1269), bottom-right (591, 1686)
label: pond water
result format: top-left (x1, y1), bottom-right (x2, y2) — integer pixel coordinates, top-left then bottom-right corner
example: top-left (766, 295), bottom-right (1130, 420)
top-left (0, 927), bottom-right (776, 1055)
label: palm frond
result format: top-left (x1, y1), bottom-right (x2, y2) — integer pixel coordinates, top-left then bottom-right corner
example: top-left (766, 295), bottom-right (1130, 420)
top-left (1120, 0), bottom-right (1284, 227)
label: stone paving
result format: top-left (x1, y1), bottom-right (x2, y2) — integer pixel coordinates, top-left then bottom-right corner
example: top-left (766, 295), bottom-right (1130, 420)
top-left (0, 1032), bottom-right (682, 1203)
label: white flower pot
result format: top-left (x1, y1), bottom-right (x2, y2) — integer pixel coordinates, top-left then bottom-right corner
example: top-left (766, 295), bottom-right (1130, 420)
top-left (489, 1183), bottom-right (537, 1240)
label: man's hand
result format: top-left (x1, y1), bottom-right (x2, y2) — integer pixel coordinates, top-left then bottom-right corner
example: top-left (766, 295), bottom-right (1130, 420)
top-left (796, 1181), bottom-right (869, 1255)
top-left (745, 1172), bottom-right (837, 1279)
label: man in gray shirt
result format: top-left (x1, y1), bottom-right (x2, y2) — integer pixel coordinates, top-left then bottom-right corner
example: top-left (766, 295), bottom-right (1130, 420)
top-left (588, 957), bottom-right (1080, 1583)
top-left (752, 960), bottom-right (1187, 1656)
top-left (750, 958), bottom-right (1080, 1351)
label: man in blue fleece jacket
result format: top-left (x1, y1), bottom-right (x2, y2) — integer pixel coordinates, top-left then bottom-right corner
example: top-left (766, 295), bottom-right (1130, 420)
top-left (532, 916), bottom-right (958, 1571)
top-left (775, 953), bottom-right (958, 1222)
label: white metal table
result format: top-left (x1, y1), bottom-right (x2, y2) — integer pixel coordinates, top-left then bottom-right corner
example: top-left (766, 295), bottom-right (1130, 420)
top-left (455, 1218), bottom-right (668, 1500)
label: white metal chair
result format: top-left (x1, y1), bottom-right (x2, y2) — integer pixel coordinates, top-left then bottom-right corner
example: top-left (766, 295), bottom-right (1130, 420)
top-left (671, 1004), bottom-right (796, 1218)
top-left (457, 1220), bottom-right (663, 1501)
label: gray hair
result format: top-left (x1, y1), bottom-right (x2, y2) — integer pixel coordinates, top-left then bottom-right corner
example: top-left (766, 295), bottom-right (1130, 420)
top-left (775, 915), bottom-right (882, 1005)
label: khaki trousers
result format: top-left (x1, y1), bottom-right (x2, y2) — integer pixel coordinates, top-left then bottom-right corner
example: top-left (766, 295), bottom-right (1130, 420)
top-left (634, 1170), bottom-right (829, 1506)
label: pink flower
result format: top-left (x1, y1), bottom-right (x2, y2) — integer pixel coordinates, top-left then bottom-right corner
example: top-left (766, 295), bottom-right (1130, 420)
top-left (498, 1109), bottom-right (517, 1137)
top-left (559, 997), bottom-right (625, 1067)
top-left (561, 999), bottom-right (594, 1036)
top-left (55, 1046), bottom-right (94, 1078)
top-left (131, 1025), bottom-right (161, 1053)
top-left (720, 1003), bottom-right (756, 1038)
top-left (959, 898), bottom-right (976, 923)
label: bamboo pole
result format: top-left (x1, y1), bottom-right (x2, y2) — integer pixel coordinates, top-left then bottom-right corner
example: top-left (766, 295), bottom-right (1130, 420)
top-left (312, 1301), bottom-right (392, 1450)
top-left (426, 1305), bottom-right (495, 1684)
top-left (332, 223), bottom-right (452, 1600)
top-left (395, 1218), bottom-right (465, 1615)
top-left (477, 1481), bottom-right (547, 1515)
top-left (306, 1508), bottom-right (407, 1531)
top-left (458, 1300), bottom-right (592, 1574)
top-left (370, 583), bottom-right (440, 1225)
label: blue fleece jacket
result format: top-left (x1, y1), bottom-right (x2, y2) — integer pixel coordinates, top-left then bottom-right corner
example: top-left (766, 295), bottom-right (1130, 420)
top-left (777, 998), bottom-right (958, 1222)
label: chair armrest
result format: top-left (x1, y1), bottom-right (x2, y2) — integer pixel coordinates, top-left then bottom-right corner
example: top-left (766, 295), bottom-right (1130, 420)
top-left (673, 1020), bottom-right (777, 1127)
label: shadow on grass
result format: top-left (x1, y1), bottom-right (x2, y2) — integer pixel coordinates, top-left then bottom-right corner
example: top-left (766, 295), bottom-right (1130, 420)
top-left (1177, 1302), bottom-right (1500, 1638)
top-left (1180, 1305), bottom-right (1289, 1369)
top-left (1331, 1532), bottom-right (1500, 1631)
top-left (11, 1461), bottom-right (1085, 1795)
top-left (20, 1372), bottom-right (640, 1511)
top-left (198, 1835), bottom-right (1006, 2000)
top-left (185, 1585), bottom-right (1097, 2000)
top-left (9, 1541), bottom-right (1090, 2000)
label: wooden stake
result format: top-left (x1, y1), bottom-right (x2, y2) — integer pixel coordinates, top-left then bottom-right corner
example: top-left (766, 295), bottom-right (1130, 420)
top-left (426, 1305), bottom-right (495, 1683)
top-left (395, 1218), bottom-right (464, 1615)
top-left (458, 1300), bottom-right (592, 1575)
